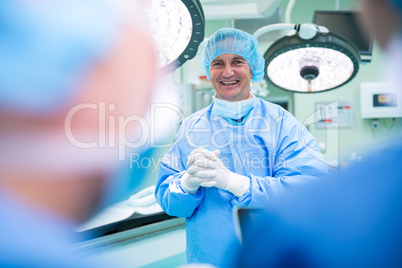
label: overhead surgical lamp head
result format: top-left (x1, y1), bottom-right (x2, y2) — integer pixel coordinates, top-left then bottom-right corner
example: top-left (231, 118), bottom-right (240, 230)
top-left (254, 23), bottom-right (360, 93)
top-left (145, 0), bottom-right (205, 72)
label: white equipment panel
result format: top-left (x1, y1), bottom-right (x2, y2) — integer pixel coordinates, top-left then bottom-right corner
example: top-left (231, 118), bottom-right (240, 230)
top-left (360, 82), bottom-right (402, 118)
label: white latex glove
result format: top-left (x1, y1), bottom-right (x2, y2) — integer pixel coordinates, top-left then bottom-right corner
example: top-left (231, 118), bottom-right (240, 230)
top-left (180, 148), bottom-right (218, 194)
top-left (188, 148), bottom-right (250, 197)
top-left (181, 165), bottom-right (217, 194)
top-left (187, 147), bottom-right (220, 166)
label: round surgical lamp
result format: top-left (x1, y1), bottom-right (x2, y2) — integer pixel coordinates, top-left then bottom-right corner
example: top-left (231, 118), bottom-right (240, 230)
top-left (145, 0), bottom-right (205, 73)
top-left (254, 24), bottom-right (360, 93)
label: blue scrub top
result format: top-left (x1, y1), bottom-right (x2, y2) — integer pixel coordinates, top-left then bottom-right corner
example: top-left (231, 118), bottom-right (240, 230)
top-left (155, 98), bottom-right (328, 267)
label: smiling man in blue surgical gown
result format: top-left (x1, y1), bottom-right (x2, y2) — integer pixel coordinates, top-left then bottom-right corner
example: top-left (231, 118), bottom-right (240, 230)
top-left (155, 28), bottom-right (328, 267)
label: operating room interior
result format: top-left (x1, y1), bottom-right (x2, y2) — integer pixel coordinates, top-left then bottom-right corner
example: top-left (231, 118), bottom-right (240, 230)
top-left (70, 0), bottom-right (402, 267)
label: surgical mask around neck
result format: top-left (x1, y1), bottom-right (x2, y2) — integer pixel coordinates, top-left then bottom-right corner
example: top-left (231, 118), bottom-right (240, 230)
top-left (212, 94), bottom-right (256, 120)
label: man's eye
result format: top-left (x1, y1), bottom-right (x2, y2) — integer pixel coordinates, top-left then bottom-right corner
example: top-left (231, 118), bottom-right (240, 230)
top-left (235, 60), bottom-right (244, 64)
top-left (212, 62), bottom-right (222, 67)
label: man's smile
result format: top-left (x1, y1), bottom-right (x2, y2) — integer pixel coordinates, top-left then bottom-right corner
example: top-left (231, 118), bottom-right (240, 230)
top-left (220, 80), bottom-right (239, 86)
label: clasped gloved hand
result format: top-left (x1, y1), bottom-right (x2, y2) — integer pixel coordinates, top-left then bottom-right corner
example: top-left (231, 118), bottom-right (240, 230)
top-left (180, 148), bottom-right (218, 194)
top-left (183, 147), bottom-right (250, 197)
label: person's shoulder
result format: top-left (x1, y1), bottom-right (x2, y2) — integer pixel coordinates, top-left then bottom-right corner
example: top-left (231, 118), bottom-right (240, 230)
top-left (177, 104), bottom-right (213, 134)
top-left (254, 98), bottom-right (296, 120)
top-left (256, 98), bottom-right (284, 113)
top-left (190, 104), bottom-right (213, 118)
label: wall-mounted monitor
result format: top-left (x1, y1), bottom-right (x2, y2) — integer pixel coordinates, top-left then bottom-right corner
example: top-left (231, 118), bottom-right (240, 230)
top-left (313, 10), bottom-right (374, 63)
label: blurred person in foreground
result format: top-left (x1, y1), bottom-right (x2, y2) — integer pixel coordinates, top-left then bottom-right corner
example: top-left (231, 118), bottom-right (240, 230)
top-left (0, 0), bottom-right (158, 267)
top-left (234, 0), bottom-right (402, 267)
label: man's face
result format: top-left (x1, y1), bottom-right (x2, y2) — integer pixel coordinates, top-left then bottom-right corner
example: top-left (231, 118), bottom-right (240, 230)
top-left (209, 53), bottom-right (253, 102)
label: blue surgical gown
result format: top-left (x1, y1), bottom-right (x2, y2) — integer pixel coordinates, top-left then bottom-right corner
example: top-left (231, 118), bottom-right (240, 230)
top-left (155, 98), bottom-right (328, 267)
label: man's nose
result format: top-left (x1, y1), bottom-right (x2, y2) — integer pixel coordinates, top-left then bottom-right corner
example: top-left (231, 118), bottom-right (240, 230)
top-left (222, 64), bottom-right (234, 78)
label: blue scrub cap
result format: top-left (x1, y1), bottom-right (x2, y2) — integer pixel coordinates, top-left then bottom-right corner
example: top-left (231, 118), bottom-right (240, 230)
top-left (0, 0), bottom-right (119, 115)
top-left (201, 28), bottom-right (265, 82)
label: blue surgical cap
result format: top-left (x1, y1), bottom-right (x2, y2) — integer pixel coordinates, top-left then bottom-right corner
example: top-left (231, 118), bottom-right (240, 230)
top-left (0, 0), bottom-right (119, 115)
top-left (201, 28), bottom-right (265, 82)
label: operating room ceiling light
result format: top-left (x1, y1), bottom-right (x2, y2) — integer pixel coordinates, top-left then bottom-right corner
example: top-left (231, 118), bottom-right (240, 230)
top-left (145, 0), bottom-right (205, 72)
top-left (254, 24), bottom-right (360, 93)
